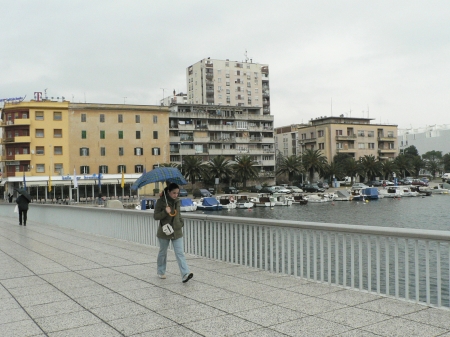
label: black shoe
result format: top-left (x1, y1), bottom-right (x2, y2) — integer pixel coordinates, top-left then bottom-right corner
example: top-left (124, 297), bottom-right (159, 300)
top-left (19, 223), bottom-right (22, 226)
top-left (182, 273), bottom-right (193, 283)
top-left (24, 224), bottom-right (26, 226)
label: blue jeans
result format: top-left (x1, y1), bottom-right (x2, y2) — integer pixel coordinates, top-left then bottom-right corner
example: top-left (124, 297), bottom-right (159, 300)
top-left (157, 237), bottom-right (190, 279)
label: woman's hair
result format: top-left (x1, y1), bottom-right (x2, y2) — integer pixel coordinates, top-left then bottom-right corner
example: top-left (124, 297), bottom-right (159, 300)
top-left (164, 182), bottom-right (180, 194)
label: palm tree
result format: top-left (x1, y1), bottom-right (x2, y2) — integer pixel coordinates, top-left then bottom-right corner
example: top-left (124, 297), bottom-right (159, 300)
top-left (343, 158), bottom-right (362, 184)
top-left (379, 160), bottom-right (397, 180)
top-left (410, 156), bottom-right (425, 177)
top-left (181, 156), bottom-right (206, 186)
top-left (359, 155), bottom-right (381, 181)
top-left (276, 154), bottom-right (303, 183)
top-left (321, 161), bottom-right (344, 183)
top-left (394, 154), bottom-right (413, 178)
top-left (205, 156), bottom-right (233, 184)
top-left (301, 149), bottom-right (327, 183)
top-left (233, 155), bottom-right (259, 189)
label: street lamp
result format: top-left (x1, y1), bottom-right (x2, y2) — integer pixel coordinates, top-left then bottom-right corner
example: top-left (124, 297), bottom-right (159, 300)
top-left (179, 142), bottom-right (183, 172)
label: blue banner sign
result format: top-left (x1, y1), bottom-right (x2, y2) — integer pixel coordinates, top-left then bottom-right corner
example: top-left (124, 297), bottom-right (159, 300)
top-left (61, 173), bottom-right (103, 180)
top-left (0, 97), bottom-right (25, 103)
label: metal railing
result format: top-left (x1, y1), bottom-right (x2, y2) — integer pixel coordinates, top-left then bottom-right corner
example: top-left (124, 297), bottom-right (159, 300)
top-left (1, 204), bottom-right (449, 308)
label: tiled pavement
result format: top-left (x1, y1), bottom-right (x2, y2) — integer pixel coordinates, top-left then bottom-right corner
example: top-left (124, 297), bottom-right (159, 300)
top-left (1, 218), bottom-right (450, 337)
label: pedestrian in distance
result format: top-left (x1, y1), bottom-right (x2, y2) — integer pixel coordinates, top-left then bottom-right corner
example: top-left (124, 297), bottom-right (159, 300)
top-left (154, 182), bottom-right (193, 283)
top-left (8, 193), bottom-right (13, 203)
top-left (16, 194), bottom-right (30, 226)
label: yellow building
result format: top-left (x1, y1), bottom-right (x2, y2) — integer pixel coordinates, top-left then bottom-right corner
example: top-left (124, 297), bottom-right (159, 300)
top-left (0, 101), bottom-right (169, 200)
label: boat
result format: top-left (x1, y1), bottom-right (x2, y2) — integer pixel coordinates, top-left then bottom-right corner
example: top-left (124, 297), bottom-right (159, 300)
top-left (351, 187), bottom-right (379, 201)
top-left (401, 187), bottom-right (420, 197)
top-left (196, 197), bottom-right (223, 211)
top-left (430, 184), bottom-right (450, 194)
top-left (292, 194), bottom-right (308, 205)
top-left (410, 186), bottom-right (432, 196)
top-left (304, 194), bottom-right (333, 203)
top-left (251, 193), bottom-right (276, 207)
top-left (135, 198), bottom-right (157, 210)
top-left (180, 198), bottom-right (197, 212)
top-left (334, 190), bottom-right (352, 201)
top-left (216, 195), bottom-right (237, 209)
top-left (272, 193), bottom-right (293, 206)
top-left (234, 195), bottom-right (254, 209)
top-left (379, 186), bottom-right (403, 198)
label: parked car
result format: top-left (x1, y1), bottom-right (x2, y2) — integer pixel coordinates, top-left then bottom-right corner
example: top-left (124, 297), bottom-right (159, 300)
top-left (351, 183), bottom-right (370, 191)
top-left (317, 182), bottom-right (329, 189)
top-left (259, 186), bottom-right (276, 194)
top-left (207, 187), bottom-right (215, 195)
top-left (276, 187), bottom-right (292, 194)
top-left (178, 188), bottom-right (188, 197)
top-left (249, 185), bottom-right (262, 193)
top-left (303, 184), bottom-right (325, 193)
top-left (223, 186), bottom-right (239, 194)
top-left (401, 178), bottom-right (413, 185)
top-left (412, 179), bottom-right (429, 186)
top-left (367, 180), bottom-right (383, 187)
top-left (287, 186), bottom-right (303, 193)
top-left (193, 189), bottom-right (212, 198)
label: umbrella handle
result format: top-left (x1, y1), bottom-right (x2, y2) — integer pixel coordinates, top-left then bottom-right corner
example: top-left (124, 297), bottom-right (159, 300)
top-left (163, 190), bottom-right (177, 217)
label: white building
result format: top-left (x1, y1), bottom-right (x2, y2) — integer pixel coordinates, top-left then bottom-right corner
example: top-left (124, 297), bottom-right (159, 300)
top-left (398, 125), bottom-right (450, 155)
top-left (160, 91), bottom-right (187, 106)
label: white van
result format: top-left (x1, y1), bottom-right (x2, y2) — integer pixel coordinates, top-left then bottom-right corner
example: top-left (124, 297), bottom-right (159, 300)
top-left (442, 173), bottom-right (450, 181)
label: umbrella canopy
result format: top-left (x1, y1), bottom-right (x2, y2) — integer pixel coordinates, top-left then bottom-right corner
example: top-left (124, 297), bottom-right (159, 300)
top-left (15, 188), bottom-right (31, 202)
top-left (131, 167), bottom-right (187, 190)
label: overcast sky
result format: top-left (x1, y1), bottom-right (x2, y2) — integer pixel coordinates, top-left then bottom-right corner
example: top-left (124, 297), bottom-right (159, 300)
top-left (2, 0), bottom-right (449, 130)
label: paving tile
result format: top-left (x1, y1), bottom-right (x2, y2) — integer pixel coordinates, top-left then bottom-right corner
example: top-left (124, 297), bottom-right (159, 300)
top-left (233, 328), bottom-right (290, 336)
top-left (90, 302), bottom-right (152, 321)
top-left (133, 325), bottom-right (203, 336)
top-left (0, 296), bottom-right (22, 310)
top-left (246, 289), bottom-right (309, 304)
top-left (234, 304), bottom-right (303, 327)
top-left (158, 302), bottom-right (225, 324)
top-left (272, 316), bottom-right (351, 337)
top-left (356, 297), bottom-right (426, 316)
top-left (118, 286), bottom-right (173, 301)
top-left (8, 283), bottom-right (57, 297)
top-left (61, 284), bottom-right (113, 298)
top-left (46, 323), bottom-right (123, 336)
top-left (258, 275), bottom-right (311, 288)
top-left (0, 307), bottom-right (30, 324)
top-left (137, 293), bottom-right (199, 311)
top-left (214, 265), bottom-right (260, 276)
top-left (235, 270), bottom-right (281, 282)
top-left (183, 287), bottom-right (239, 302)
top-left (74, 292), bottom-right (131, 309)
top-left (280, 295), bottom-right (347, 315)
top-left (207, 295), bottom-right (270, 313)
top-left (35, 310), bottom-right (101, 333)
top-left (287, 282), bottom-right (342, 296)
top-left (318, 289), bottom-right (383, 306)
top-left (363, 317), bottom-right (447, 336)
top-left (183, 314), bottom-right (261, 336)
top-left (317, 306), bottom-right (390, 328)
top-left (335, 329), bottom-right (381, 336)
top-left (25, 300), bottom-right (85, 319)
top-left (16, 290), bottom-right (70, 307)
top-left (1, 318), bottom-right (44, 336)
top-left (103, 279), bottom-right (153, 292)
top-left (403, 308), bottom-right (450, 330)
top-left (108, 312), bottom-right (176, 335)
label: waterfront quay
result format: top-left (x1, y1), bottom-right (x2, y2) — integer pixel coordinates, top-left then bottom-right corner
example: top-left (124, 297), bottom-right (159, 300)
top-left (2, 214), bottom-right (450, 336)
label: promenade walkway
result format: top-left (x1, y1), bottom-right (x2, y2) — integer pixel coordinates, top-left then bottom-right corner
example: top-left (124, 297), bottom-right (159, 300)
top-left (1, 218), bottom-right (450, 336)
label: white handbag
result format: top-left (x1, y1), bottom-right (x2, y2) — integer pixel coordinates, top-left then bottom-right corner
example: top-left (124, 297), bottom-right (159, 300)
top-left (14, 205), bottom-right (18, 213)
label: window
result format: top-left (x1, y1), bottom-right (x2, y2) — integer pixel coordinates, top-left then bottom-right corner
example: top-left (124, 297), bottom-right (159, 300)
top-left (99, 165), bottom-right (108, 174)
top-left (336, 130), bottom-right (343, 136)
top-left (53, 112), bottom-right (62, 120)
top-left (54, 146), bottom-right (62, 155)
top-left (226, 89), bottom-right (230, 94)
top-left (336, 142), bottom-right (343, 149)
top-left (80, 148), bottom-right (89, 156)
top-left (389, 143), bottom-right (395, 149)
top-left (119, 147), bottom-right (124, 156)
top-left (118, 165), bottom-right (126, 173)
top-left (368, 131), bottom-right (374, 137)
top-left (100, 130), bottom-right (105, 139)
top-left (152, 147), bottom-right (161, 155)
top-left (54, 129), bottom-right (62, 138)
top-left (81, 130), bottom-right (87, 139)
top-left (80, 166), bottom-right (90, 174)
top-left (310, 132), bottom-right (315, 138)
top-left (54, 164), bottom-right (63, 174)
top-left (134, 147), bottom-right (143, 156)
top-left (358, 143), bottom-right (365, 149)
top-left (36, 129), bottom-right (44, 138)
top-left (100, 114), bottom-right (105, 122)
top-left (135, 115), bottom-right (140, 123)
top-left (218, 78), bottom-right (222, 83)
top-left (153, 115), bottom-right (158, 123)
top-left (36, 164), bottom-right (45, 173)
top-left (318, 130), bottom-right (324, 137)
top-left (100, 147), bottom-right (106, 156)
top-left (247, 82), bottom-right (251, 88)
top-left (135, 165), bottom-right (144, 173)
top-left (136, 131), bottom-right (141, 139)
top-left (81, 114), bottom-right (86, 122)
top-left (388, 131), bottom-right (394, 138)
top-left (118, 114), bottom-right (123, 123)
top-left (319, 143), bottom-right (325, 150)
top-left (153, 131), bottom-right (158, 139)
top-left (36, 146), bottom-right (44, 155)
top-left (358, 130), bottom-right (365, 137)
top-left (118, 131), bottom-right (123, 139)
top-left (226, 96), bottom-right (231, 103)
top-left (368, 143), bottom-right (375, 149)
top-left (35, 111), bottom-right (44, 120)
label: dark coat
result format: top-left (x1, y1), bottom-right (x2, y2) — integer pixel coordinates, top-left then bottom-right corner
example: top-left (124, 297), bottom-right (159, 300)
top-left (16, 195), bottom-right (30, 211)
top-left (154, 192), bottom-right (183, 240)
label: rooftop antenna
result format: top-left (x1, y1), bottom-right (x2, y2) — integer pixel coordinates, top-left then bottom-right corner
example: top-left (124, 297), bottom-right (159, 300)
top-left (244, 50), bottom-right (249, 62)
top-left (123, 97), bottom-right (127, 104)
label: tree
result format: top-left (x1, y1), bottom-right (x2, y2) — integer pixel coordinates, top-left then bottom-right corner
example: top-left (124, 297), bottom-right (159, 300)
top-left (233, 155), bottom-right (259, 188)
top-left (379, 160), bottom-right (397, 180)
top-left (301, 149), bottom-right (327, 183)
top-left (410, 156), bottom-right (425, 177)
top-left (403, 145), bottom-right (419, 156)
top-left (181, 156), bottom-right (206, 186)
top-left (442, 153), bottom-right (450, 172)
top-left (394, 154), bottom-right (413, 178)
top-left (422, 150), bottom-right (443, 177)
top-left (205, 156), bottom-right (233, 185)
top-left (321, 161), bottom-right (344, 183)
top-left (276, 155), bottom-right (303, 183)
top-left (359, 155), bottom-right (381, 181)
top-left (343, 158), bottom-right (362, 184)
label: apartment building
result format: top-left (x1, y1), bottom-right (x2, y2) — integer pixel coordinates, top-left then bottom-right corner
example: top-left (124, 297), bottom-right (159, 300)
top-left (398, 124), bottom-right (450, 155)
top-left (274, 124), bottom-right (307, 157)
top-left (0, 101), bottom-right (169, 199)
top-left (186, 58), bottom-right (270, 114)
top-left (169, 103), bottom-right (276, 184)
top-left (275, 116), bottom-right (398, 162)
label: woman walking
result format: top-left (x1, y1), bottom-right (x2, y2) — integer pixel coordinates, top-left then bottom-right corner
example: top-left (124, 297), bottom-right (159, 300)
top-left (154, 183), bottom-right (193, 283)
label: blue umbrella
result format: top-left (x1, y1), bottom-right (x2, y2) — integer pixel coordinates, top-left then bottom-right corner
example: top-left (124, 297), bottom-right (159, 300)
top-left (131, 167), bottom-right (187, 190)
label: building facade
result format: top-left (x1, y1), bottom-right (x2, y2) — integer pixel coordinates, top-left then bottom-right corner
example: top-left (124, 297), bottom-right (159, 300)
top-left (0, 101), bottom-right (169, 200)
top-left (398, 125), bottom-right (450, 155)
top-left (275, 116), bottom-right (398, 162)
top-left (186, 58), bottom-right (270, 114)
top-left (169, 103), bottom-right (275, 184)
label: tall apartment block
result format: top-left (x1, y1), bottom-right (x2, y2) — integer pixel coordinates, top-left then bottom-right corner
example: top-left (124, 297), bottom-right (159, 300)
top-left (275, 116), bottom-right (398, 162)
top-left (186, 58), bottom-right (270, 113)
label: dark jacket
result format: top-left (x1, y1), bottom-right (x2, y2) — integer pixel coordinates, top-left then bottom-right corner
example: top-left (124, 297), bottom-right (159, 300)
top-left (16, 195), bottom-right (30, 211)
top-left (154, 192), bottom-right (183, 240)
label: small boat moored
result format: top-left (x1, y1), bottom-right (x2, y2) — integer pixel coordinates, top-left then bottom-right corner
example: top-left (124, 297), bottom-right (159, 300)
top-left (196, 197), bottom-right (223, 211)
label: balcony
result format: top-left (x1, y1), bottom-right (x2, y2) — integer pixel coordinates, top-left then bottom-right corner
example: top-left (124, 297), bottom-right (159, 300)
top-left (258, 171), bottom-right (275, 177)
top-left (193, 136), bottom-right (210, 142)
top-left (178, 124), bottom-right (195, 131)
top-left (299, 138), bottom-right (316, 144)
top-left (207, 124), bottom-right (234, 131)
top-left (14, 154), bottom-right (32, 161)
top-left (378, 148), bottom-right (397, 154)
top-left (336, 134), bottom-right (357, 140)
top-left (336, 148), bottom-right (355, 153)
top-left (179, 149), bottom-right (196, 155)
top-left (14, 136), bottom-right (32, 143)
top-left (14, 119), bottom-right (31, 126)
top-left (378, 135), bottom-right (395, 141)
